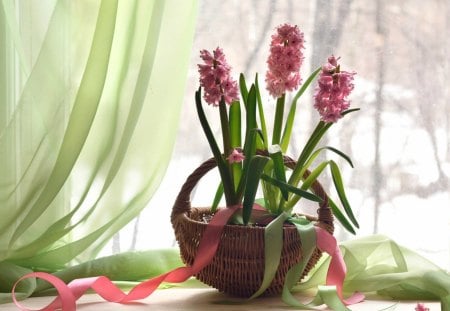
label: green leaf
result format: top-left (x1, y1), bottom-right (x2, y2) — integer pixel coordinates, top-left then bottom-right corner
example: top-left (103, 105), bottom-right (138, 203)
top-left (254, 74), bottom-right (268, 149)
top-left (292, 66), bottom-right (322, 104)
top-left (295, 146), bottom-right (354, 185)
top-left (288, 121), bottom-right (329, 187)
top-left (229, 101), bottom-right (242, 188)
top-left (260, 161), bottom-right (278, 214)
top-left (329, 160), bottom-right (359, 228)
top-left (229, 101), bottom-right (241, 148)
top-left (280, 66), bottom-right (321, 152)
top-left (231, 162), bottom-right (242, 192)
top-left (268, 145), bottom-right (288, 200)
top-left (211, 183), bottom-right (224, 213)
top-left (328, 199), bottom-right (356, 234)
top-left (280, 100), bottom-right (297, 153)
top-left (244, 85), bottom-right (258, 149)
top-left (219, 100), bottom-right (232, 160)
top-left (261, 174), bottom-right (322, 204)
top-left (239, 73), bottom-right (248, 107)
top-left (301, 161), bottom-right (329, 191)
top-left (195, 88), bottom-right (236, 205)
top-left (237, 128), bottom-right (263, 199)
top-left (299, 121), bottom-right (331, 164)
top-left (342, 108), bottom-right (360, 116)
top-left (292, 148), bottom-right (325, 190)
top-left (289, 106), bottom-right (358, 189)
top-left (286, 161), bottom-right (329, 210)
top-left (242, 155), bottom-right (270, 225)
top-left (195, 89), bottom-right (222, 170)
top-left (321, 146), bottom-right (354, 167)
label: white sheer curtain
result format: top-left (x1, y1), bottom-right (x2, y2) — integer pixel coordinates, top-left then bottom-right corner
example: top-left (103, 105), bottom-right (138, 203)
top-left (0, 0), bottom-right (198, 270)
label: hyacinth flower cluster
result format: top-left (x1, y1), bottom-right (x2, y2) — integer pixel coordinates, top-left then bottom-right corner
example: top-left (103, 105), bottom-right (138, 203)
top-left (265, 24), bottom-right (304, 98)
top-left (198, 48), bottom-right (239, 106)
top-left (195, 23), bottom-right (359, 233)
top-left (314, 55), bottom-right (356, 123)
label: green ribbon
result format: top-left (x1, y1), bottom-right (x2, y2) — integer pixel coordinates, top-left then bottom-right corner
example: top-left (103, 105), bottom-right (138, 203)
top-left (251, 214), bottom-right (351, 310)
top-left (249, 212), bottom-right (289, 299)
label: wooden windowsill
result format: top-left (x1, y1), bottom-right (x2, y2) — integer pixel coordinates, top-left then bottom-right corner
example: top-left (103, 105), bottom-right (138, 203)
top-left (0, 288), bottom-right (440, 310)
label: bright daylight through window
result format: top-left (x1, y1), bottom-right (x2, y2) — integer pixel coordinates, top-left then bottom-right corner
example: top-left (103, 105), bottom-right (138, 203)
top-left (113, 0), bottom-right (450, 271)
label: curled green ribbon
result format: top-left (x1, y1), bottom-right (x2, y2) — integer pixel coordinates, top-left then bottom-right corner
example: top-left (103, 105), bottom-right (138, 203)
top-left (252, 214), bottom-right (356, 310)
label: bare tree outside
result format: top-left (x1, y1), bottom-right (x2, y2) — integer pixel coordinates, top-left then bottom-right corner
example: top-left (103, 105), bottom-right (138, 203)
top-left (372, 0), bottom-right (387, 234)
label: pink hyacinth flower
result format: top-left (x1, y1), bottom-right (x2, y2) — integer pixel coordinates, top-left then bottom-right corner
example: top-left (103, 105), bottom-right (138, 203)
top-left (198, 47), bottom-right (239, 106)
top-left (265, 24), bottom-right (305, 98)
top-left (227, 149), bottom-right (245, 164)
top-left (313, 55), bottom-right (356, 123)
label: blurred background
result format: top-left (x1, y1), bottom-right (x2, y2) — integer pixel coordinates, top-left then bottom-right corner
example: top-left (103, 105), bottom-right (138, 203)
top-left (105, 0), bottom-right (449, 270)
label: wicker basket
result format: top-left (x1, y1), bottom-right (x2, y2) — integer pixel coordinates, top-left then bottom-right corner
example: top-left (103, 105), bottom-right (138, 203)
top-left (171, 155), bottom-right (334, 298)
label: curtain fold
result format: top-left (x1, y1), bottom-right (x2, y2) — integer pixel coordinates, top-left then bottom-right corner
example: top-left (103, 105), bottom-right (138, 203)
top-left (0, 0), bottom-right (198, 269)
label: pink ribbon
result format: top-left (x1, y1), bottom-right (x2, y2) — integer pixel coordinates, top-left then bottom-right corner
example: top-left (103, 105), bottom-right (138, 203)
top-left (12, 205), bottom-right (239, 311)
top-left (315, 227), bottom-right (364, 305)
top-left (12, 206), bottom-right (361, 310)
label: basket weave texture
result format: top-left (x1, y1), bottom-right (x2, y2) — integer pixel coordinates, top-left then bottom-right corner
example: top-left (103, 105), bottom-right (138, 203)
top-left (171, 155), bottom-right (334, 298)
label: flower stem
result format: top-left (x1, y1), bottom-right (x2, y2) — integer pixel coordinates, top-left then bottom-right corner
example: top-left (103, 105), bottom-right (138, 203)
top-left (272, 94), bottom-right (285, 145)
top-left (219, 99), bottom-right (231, 157)
top-left (288, 121), bottom-right (327, 187)
top-left (219, 98), bottom-right (237, 202)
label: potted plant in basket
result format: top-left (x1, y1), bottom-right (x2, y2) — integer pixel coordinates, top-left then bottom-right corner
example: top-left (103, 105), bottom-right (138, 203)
top-left (171, 23), bottom-right (359, 301)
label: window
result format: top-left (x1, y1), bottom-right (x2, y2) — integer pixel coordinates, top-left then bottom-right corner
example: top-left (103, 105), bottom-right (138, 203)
top-left (111, 0), bottom-right (449, 270)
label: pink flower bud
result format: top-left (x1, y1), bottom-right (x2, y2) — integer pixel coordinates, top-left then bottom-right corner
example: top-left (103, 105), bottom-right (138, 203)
top-left (227, 149), bottom-right (245, 164)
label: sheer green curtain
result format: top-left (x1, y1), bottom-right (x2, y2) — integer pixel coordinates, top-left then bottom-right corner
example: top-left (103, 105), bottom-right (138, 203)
top-left (0, 0), bottom-right (198, 271)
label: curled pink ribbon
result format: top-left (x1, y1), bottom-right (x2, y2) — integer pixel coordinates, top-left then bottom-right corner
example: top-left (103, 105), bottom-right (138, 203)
top-left (12, 206), bottom-right (362, 310)
top-left (315, 227), bottom-right (364, 305)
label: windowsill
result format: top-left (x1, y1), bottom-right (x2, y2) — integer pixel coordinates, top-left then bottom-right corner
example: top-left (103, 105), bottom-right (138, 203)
top-left (1, 288), bottom-right (440, 310)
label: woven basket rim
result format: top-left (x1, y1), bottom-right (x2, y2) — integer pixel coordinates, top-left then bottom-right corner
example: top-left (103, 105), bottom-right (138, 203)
top-left (178, 206), bottom-right (306, 232)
